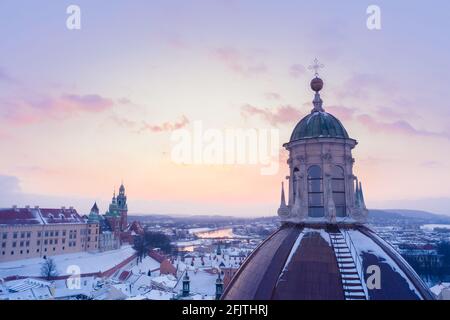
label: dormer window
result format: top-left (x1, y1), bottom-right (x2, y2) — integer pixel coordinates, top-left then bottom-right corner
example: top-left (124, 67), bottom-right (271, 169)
top-left (60, 214), bottom-right (65, 220)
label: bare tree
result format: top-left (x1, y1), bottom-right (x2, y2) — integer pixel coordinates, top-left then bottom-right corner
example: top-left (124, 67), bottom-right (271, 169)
top-left (41, 258), bottom-right (58, 280)
top-left (133, 235), bottom-right (148, 265)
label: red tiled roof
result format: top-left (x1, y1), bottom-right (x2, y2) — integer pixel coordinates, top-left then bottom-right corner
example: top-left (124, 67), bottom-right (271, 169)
top-left (0, 208), bottom-right (41, 225)
top-left (118, 270), bottom-right (131, 281)
top-left (125, 221), bottom-right (144, 235)
top-left (0, 207), bottom-right (84, 226)
top-left (148, 250), bottom-right (166, 263)
top-left (160, 259), bottom-right (176, 276)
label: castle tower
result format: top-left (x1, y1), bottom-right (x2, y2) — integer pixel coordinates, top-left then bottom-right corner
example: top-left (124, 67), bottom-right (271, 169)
top-left (117, 182), bottom-right (128, 231)
top-left (105, 189), bottom-right (121, 233)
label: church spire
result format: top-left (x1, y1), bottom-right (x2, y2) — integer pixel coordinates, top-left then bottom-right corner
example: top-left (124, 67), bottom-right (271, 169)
top-left (280, 181), bottom-right (287, 207)
top-left (354, 177), bottom-right (361, 207)
top-left (278, 180), bottom-right (291, 218)
top-left (359, 181), bottom-right (367, 209)
top-left (308, 58), bottom-right (325, 113)
top-left (215, 272), bottom-right (224, 300)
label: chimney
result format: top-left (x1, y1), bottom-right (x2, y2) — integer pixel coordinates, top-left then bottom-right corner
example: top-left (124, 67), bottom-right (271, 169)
top-left (61, 206), bottom-right (66, 210)
top-left (34, 205), bottom-right (39, 209)
top-left (25, 205), bottom-right (30, 209)
top-left (12, 205), bottom-right (17, 210)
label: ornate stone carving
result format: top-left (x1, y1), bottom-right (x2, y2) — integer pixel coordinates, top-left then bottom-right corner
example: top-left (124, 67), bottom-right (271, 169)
top-left (296, 155), bottom-right (306, 163)
top-left (321, 152), bottom-right (332, 162)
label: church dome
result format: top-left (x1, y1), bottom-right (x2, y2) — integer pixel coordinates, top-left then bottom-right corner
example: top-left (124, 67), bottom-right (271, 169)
top-left (290, 111), bottom-right (349, 141)
top-left (223, 61), bottom-right (435, 301)
top-left (222, 224), bottom-right (434, 300)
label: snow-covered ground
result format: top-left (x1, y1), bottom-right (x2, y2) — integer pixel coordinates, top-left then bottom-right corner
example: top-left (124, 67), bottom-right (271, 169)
top-left (0, 246), bottom-right (136, 278)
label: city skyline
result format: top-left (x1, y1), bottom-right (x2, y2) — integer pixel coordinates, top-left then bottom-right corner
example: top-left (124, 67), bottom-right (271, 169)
top-left (1, 1), bottom-right (450, 216)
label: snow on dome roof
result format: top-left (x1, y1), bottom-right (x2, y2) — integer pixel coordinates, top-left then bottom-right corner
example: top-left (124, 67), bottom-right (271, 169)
top-left (221, 224), bottom-right (434, 300)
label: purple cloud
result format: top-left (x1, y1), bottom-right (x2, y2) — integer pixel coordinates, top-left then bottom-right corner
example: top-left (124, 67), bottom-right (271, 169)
top-left (61, 94), bottom-right (114, 112)
top-left (337, 73), bottom-right (396, 100)
top-left (0, 67), bottom-right (17, 84)
top-left (1, 93), bottom-right (115, 125)
top-left (212, 47), bottom-right (268, 77)
top-left (357, 114), bottom-right (450, 140)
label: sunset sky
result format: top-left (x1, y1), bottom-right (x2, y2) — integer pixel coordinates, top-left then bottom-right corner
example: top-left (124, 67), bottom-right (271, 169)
top-left (1, 1), bottom-right (450, 216)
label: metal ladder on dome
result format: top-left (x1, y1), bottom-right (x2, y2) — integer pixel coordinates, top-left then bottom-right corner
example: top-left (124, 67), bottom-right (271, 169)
top-left (329, 229), bottom-right (368, 300)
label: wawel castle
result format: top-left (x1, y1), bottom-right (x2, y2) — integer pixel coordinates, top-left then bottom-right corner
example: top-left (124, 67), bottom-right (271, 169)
top-left (0, 183), bottom-right (143, 262)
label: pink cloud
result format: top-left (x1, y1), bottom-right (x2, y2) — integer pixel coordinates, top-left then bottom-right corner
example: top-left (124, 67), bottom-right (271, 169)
top-left (264, 92), bottom-right (282, 100)
top-left (213, 47), bottom-right (268, 77)
top-left (140, 115), bottom-right (189, 133)
top-left (110, 115), bottom-right (138, 129)
top-left (241, 104), bottom-right (302, 126)
top-left (289, 64), bottom-right (306, 78)
top-left (326, 105), bottom-right (356, 121)
top-left (164, 33), bottom-right (189, 50)
top-left (61, 94), bottom-right (114, 112)
top-left (1, 94), bottom-right (114, 125)
top-left (337, 73), bottom-right (395, 100)
top-left (375, 106), bottom-right (420, 120)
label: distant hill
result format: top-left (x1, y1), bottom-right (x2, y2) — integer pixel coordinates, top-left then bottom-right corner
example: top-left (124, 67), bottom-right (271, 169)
top-left (129, 209), bottom-right (450, 225)
top-left (369, 209), bottom-right (450, 224)
top-left (127, 214), bottom-right (254, 224)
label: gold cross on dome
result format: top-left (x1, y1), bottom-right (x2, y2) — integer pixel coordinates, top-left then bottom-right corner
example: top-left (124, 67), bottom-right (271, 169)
top-left (308, 58), bottom-right (324, 77)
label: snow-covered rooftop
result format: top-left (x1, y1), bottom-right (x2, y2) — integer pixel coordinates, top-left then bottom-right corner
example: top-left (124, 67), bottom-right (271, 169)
top-left (0, 245), bottom-right (136, 278)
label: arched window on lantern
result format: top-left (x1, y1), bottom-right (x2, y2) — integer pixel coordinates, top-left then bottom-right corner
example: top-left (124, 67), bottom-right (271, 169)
top-left (307, 165), bottom-right (324, 217)
top-left (331, 165), bottom-right (346, 217)
top-left (293, 167), bottom-right (299, 203)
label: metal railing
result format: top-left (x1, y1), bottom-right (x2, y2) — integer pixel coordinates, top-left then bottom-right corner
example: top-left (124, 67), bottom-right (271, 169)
top-left (342, 229), bottom-right (368, 299)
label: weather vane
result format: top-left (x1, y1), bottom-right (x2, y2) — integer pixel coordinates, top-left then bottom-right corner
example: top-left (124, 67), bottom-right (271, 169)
top-left (308, 58), bottom-right (324, 77)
